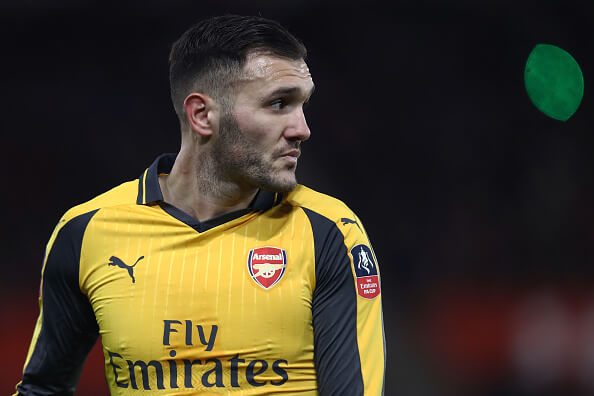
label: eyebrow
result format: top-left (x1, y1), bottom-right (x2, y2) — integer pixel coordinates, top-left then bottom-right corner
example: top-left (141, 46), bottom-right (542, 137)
top-left (266, 84), bottom-right (315, 101)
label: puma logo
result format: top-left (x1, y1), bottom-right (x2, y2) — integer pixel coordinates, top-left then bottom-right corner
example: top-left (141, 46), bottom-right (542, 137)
top-left (108, 255), bottom-right (144, 283)
top-left (340, 217), bottom-right (362, 231)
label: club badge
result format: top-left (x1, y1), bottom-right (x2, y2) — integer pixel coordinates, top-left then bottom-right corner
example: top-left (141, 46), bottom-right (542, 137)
top-left (351, 244), bottom-right (381, 299)
top-left (247, 246), bottom-right (287, 290)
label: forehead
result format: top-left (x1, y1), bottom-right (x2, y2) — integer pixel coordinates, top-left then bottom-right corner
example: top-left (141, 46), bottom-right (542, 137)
top-left (236, 52), bottom-right (314, 94)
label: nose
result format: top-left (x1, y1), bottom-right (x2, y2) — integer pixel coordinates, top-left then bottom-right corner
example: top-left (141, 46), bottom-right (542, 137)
top-left (284, 107), bottom-right (311, 142)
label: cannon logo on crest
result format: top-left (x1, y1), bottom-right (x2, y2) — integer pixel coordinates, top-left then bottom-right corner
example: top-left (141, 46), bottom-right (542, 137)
top-left (247, 247), bottom-right (287, 290)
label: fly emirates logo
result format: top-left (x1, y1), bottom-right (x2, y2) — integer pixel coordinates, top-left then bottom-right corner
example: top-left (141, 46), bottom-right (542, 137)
top-left (107, 320), bottom-right (288, 391)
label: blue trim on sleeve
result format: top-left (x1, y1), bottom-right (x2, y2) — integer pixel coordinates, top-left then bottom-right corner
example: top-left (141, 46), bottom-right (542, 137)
top-left (302, 207), bottom-right (364, 395)
top-left (17, 210), bottom-right (100, 396)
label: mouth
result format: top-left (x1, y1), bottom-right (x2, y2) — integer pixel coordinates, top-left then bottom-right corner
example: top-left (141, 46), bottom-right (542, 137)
top-left (279, 149), bottom-right (301, 168)
top-left (279, 149), bottom-right (300, 159)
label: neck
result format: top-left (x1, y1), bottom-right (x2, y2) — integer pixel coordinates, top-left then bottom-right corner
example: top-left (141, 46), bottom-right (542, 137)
top-left (159, 148), bottom-right (258, 222)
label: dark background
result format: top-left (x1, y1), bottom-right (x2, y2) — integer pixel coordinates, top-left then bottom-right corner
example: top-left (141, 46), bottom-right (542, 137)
top-left (3, 1), bottom-right (594, 395)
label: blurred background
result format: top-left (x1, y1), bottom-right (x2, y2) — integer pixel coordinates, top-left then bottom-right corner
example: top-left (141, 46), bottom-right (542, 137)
top-left (2, 1), bottom-right (594, 395)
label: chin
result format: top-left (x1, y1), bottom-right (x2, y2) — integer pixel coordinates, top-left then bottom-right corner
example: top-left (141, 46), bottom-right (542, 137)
top-left (262, 180), bottom-right (297, 194)
top-left (259, 171), bottom-right (298, 193)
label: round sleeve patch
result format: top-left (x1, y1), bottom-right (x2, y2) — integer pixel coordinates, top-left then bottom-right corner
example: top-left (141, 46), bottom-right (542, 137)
top-left (350, 244), bottom-right (381, 299)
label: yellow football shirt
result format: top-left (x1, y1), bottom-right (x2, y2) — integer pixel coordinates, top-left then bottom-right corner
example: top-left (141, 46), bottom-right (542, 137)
top-left (15, 153), bottom-right (385, 395)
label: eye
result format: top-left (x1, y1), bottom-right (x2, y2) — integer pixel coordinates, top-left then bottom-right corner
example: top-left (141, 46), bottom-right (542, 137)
top-left (270, 98), bottom-right (286, 110)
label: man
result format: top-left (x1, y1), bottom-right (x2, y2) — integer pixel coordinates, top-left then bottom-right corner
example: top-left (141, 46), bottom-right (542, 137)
top-left (15, 15), bottom-right (385, 395)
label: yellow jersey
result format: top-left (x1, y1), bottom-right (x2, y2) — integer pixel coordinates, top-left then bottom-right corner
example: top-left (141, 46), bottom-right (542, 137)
top-left (15, 153), bottom-right (385, 395)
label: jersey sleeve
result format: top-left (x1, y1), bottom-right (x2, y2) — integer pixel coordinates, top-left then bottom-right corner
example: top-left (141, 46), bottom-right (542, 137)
top-left (303, 208), bottom-right (385, 396)
top-left (15, 210), bottom-right (100, 396)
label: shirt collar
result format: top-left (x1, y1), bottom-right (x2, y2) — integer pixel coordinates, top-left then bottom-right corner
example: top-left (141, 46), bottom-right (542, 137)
top-left (136, 153), bottom-right (283, 211)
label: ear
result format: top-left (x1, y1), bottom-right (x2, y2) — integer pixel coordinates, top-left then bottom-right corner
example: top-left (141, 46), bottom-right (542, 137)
top-left (183, 93), bottom-right (219, 137)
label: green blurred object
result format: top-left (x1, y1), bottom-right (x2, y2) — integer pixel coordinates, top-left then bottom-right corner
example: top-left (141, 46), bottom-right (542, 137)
top-left (524, 44), bottom-right (584, 121)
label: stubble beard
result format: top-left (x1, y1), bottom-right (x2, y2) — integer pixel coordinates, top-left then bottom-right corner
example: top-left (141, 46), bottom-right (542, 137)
top-left (211, 112), bottom-right (298, 194)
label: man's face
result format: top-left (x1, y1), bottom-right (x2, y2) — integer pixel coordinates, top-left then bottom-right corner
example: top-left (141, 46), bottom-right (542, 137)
top-left (212, 52), bottom-right (314, 193)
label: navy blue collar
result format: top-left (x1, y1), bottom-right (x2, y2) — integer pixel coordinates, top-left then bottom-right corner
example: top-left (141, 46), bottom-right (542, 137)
top-left (136, 152), bottom-right (283, 214)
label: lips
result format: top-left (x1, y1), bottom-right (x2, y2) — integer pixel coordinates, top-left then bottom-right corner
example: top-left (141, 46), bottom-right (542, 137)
top-left (279, 149), bottom-right (300, 159)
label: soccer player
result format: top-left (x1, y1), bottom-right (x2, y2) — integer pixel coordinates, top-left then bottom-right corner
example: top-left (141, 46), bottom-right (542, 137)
top-left (15, 15), bottom-right (385, 395)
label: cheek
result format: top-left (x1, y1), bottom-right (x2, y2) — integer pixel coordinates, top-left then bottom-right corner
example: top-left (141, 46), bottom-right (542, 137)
top-left (234, 112), bottom-right (280, 146)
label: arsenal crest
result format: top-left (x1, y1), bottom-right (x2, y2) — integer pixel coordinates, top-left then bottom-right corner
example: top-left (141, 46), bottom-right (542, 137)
top-left (247, 246), bottom-right (287, 290)
top-left (351, 244), bottom-right (381, 299)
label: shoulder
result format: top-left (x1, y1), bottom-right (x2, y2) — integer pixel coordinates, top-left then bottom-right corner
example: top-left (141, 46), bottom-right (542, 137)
top-left (285, 185), bottom-right (374, 252)
top-left (41, 179), bottom-right (139, 260)
top-left (285, 184), bottom-right (356, 223)
top-left (56, 179), bottom-right (139, 231)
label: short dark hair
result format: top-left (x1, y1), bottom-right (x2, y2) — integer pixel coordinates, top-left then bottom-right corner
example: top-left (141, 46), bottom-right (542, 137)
top-left (169, 15), bottom-right (307, 121)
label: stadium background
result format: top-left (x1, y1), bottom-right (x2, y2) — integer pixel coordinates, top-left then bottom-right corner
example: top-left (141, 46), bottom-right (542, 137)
top-left (2, 1), bottom-right (594, 395)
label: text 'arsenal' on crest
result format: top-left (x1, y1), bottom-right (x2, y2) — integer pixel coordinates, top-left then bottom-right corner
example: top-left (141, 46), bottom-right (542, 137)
top-left (247, 246), bottom-right (287, 290)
